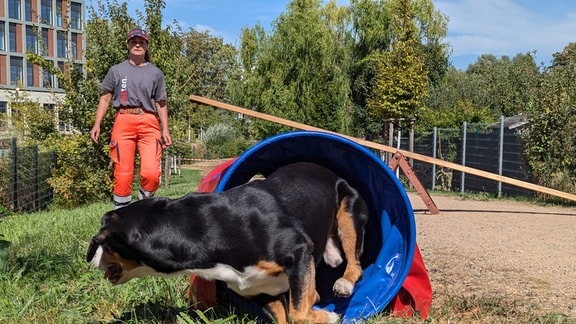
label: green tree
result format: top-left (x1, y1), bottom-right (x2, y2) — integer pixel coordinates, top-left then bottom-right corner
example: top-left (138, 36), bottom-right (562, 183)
top-left (424, 52), bottom-right (540, 130)
top-left (235, 0), bottom-right (353, 138)
top-left (180, 29), bottom-right (244, 156)
top-left (421, 68), bottom-right (495, 131)
top-left (366, 0), bottom-right (429, 120)
top-left (465, 53), bottom-right (539, 117)
top-left (3, 89), bottom-right (57, 143)
top-left (412, 0), bottom-right (449, 85)
top-left (520, 43), bottom-right (576, 194)
top-left (348, 0), bottom-right (448, 138)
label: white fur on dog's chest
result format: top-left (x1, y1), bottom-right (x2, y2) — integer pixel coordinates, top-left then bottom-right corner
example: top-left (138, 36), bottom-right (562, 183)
top-left (190, 264), bottom-right (290, 297)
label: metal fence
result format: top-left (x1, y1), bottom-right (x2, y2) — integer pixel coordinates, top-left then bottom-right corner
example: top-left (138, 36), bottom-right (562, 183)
top-left (401, 117), bottom-right (533, 197)
top-left (0, 117), bottom-right (535, 215)
top-left (0, 138), bottom-right (56, 215)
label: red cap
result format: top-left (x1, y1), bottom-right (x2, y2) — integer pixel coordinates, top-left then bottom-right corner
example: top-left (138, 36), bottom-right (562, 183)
top-left (127, 28), bottom-right (148, 42)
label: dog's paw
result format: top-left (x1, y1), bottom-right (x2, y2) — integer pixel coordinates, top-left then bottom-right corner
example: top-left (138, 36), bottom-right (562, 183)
top-left (323, 237), bottom-right (343, 268)
top-left (327, 311), bottom-right (340, 323)
top-left (332, 278), bottom-right (354, 297)
top-left (306, 309), bottom-right (340, 324)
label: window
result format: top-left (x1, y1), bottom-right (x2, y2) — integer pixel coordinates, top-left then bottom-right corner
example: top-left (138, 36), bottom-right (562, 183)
top-left (0, 102), bottom-right (7, 128)
top-left (10, 57), bottom-right (24, 86)
top-left (25, 0), bottom-right (33, 21)
top-left (41, 0), bottom-right (52, 25)
top-left (57, 31), bottom-right (67, 58)
top-left (26, 62), bottom-right (34, 86)
top-left (71, 32), bottom-right (78, 59)
top-left (57, 61), bottom-right (64, 88)
top-left (0, 24), bottom-right (5, 51)
top-left (9, 0), bottom-right (21, 20)
top-left (9, 23), bottom-right (17, 52)
top-left (42, 29), bottom-right (49, 55)
top-left (26, 26), bottom-right (38, 54)
top-left (70, 2), bottom-right (82, 29)
top-left (56, 0), bottom-right (63, 27)
top-left (43, 69), bottom-right (53, 88)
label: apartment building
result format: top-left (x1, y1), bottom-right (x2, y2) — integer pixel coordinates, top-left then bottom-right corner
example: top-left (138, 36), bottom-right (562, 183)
top-left (0, 0), bottom-right (85, 135)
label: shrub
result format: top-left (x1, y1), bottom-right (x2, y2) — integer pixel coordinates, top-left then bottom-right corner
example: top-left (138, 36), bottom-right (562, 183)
top-left (203, 123), bottom-right (251, 159)
top-left (45, 134), bottom-right (112, 209)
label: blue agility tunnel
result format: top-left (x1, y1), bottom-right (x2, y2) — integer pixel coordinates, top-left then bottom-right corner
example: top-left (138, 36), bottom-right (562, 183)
top-left (214, 131), bottom-right (416, 322)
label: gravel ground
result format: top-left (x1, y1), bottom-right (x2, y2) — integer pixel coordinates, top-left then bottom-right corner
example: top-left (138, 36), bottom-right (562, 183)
top-left (409, 192), bottom-right (576, 319)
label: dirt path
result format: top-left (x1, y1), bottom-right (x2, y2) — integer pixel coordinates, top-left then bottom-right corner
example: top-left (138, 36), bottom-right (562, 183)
top-left (409, 192), bottom-right (576, 318)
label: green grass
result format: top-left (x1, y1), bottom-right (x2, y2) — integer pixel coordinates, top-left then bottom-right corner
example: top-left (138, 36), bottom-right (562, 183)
top-left (0, 170), bottom-right (203, 323)
top-left (0, 169), bottom-right (573, 323)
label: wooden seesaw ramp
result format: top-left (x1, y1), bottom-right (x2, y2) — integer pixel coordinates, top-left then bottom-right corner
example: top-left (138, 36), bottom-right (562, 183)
top-left (190, 95), bottom-right (576, 203)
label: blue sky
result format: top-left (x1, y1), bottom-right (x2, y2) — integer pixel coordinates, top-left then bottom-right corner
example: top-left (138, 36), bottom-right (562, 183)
top-left (132, 0), bottom-right (576, 70)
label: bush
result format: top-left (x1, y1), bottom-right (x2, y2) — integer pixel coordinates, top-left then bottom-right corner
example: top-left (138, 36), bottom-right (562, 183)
top-left (45, 134), bottom-right (112, 209)
top-left (203, 123), bottom-right (251, 159)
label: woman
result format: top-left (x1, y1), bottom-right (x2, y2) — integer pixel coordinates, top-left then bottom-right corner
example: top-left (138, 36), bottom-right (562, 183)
top-left (90, 27), bottom-right (172, 209)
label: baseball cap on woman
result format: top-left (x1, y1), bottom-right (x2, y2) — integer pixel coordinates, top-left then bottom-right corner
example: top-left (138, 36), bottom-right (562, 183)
top-left (127, 28), bottom-right (148, 42)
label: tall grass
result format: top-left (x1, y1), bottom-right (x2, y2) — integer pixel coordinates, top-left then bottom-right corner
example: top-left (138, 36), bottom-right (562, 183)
top-left (0, 169), bottom-right (573, 323)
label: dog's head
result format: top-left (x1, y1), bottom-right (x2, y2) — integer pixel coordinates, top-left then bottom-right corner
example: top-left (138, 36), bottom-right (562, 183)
top-left (86, 198), bottom-right (172, 284)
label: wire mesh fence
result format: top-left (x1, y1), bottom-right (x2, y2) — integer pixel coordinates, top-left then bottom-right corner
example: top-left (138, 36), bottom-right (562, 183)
top-left (402, 118), bottom-right (533, 197)
top-left (0, 116), bottom-right (535, 216)
top-left (0, 138), bottom-right (56, 215)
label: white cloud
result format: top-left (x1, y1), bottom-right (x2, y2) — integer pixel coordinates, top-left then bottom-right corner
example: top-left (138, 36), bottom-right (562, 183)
top-left (435, 0), bottom-right (576, 67)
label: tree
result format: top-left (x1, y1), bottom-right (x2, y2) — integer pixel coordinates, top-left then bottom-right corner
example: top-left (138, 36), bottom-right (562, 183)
top-left (180, 29), bottom-right (244, 147)
top-left (420, 68), bottom-right (495, 131)
top-left (519, 43), bottom-right (576, 194)
top-left (412, 0), bottom-right (450, 85)
top-left (236, 0), bottom-right (353, 138)
top-left (2, 89), bottom-right (57, 143)
top-left (348, 0), bottom-right (449, 138)
top-left (465, 53), bottom-right (539, 117)
top-left (366, 0), bottom-right (429, 120)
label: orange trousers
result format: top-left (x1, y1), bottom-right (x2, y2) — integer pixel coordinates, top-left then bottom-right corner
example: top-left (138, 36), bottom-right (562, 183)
top-left (110, 112), bottom-right (162, 205)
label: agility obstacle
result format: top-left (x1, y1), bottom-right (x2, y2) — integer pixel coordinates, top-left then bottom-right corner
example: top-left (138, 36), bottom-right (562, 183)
top-left (190, 95), bottom-right (576, 202)
top-left (191, 131), bottom-right (424, 322)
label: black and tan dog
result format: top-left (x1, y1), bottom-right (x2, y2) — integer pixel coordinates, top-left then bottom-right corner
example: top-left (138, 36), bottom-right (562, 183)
top-left (86, 162), bottom-right (368, 323)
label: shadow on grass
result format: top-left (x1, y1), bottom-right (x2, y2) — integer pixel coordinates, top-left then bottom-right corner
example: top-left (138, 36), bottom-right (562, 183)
top-left (111, 300), bottom-right (188, 323)
top-left (110, 300), bottom-right (255, 324)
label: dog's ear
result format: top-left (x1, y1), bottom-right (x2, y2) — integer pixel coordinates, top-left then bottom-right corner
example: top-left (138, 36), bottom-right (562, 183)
top-left (101, 211), bottom-right (121, 226)
top-left (86, 230), bottom-right (109, 262)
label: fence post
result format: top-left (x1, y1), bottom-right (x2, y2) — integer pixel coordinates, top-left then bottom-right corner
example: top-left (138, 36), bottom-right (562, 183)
top-left (163, 155), bottom-right (170, 188)
top-left (11, 137), bottom-right (18, 211)
top-left (34, 145), bottom-right (39, 210)
top-left (460, 122), bottom-right (467, 193)
top-left (432, 127), bottom-right (437, 190)
top-left (498, 115), bottom-right (504, 197)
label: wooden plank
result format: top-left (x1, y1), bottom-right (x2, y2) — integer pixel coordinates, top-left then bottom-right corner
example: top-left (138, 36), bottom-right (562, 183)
top-left (189, 95), bottom-right (576, 202)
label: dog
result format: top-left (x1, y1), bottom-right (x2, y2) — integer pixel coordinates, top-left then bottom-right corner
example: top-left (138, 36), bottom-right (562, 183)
top-left (86, 162), bottom-right (368, 323)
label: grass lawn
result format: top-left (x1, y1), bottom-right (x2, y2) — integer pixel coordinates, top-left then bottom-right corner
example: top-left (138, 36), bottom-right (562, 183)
top-left (0, 170), bottom-right (208, 323)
